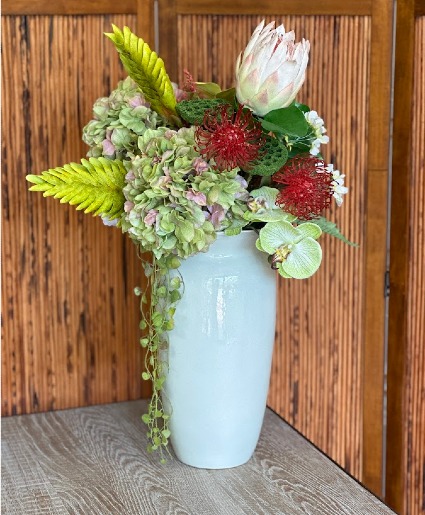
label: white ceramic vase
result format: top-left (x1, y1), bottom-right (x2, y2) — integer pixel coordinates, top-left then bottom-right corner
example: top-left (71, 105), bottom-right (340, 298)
top-left (163, 230), bottom-right (277, 469)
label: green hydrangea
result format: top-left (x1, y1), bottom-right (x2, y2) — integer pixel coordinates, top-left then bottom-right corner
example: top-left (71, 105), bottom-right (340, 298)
top-left (82, 77), bottom-right (163, 160)
top-left (121, 126), bottom-right (250, 260)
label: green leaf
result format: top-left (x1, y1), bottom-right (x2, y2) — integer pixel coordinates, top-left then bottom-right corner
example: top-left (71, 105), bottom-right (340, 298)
top-left (194, 82), bottom-right (222, 97)
top-left (140, 338), bottom-right (149, 348)
top-left (307, 217), bottom-right (359, 247)
top-left (141, 414), bottom-right (151, 424)
top-left (294, 102), bottom-right (311, 114)
top-left (26, 157), bottom-right (127, 220)
top-left (105, 25), bottom-right (179, 125)
top-left (216, 87), bottom-right (236, 103)
top-left (170, 277), bottom-right (181, 289)
top-left (249, 136), bottom-right (288, 176)
top-left (262, 105), bottom-right (309, 137)
top-left (154, 377), bottom-right (165, 389)
top-left (169, 290), bottom-right (181, 303)
top-left (152, 312), bottom-right (164, 327)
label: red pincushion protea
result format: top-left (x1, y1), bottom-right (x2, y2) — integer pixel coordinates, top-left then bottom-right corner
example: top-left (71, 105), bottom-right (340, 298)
top-left (195, 104), bottom-right (265, 171)
top-left (273, 155), bottom-right (333, 219)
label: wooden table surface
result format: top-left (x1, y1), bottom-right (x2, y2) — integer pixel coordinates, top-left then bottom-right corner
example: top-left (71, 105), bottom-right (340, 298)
top-left (2, 400), bottom-right (394, 515)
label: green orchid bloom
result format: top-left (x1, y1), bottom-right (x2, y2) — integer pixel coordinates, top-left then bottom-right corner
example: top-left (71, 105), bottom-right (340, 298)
top-left (244, 186), bottom-right (296, 223)
top-left (257, 220), bottom-right (322, 279)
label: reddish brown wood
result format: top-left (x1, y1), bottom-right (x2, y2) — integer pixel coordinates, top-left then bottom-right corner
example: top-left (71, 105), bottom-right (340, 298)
top-left (386, 3), bottom-right (425, 514)
top-left (175, 0), bottom-right (372, 16)
top-left (2, 0), bottom-right (138, 15)
top-left (385, 0), bottom-right (415, 512)
top-left (415, 0), bottom-right (425, 16)
top-left (1, 14), bottom-right (150, 416)
top-left (360, 0), bottom-right (394, 498)
top-left (137, 0), bottom-right (155, 47)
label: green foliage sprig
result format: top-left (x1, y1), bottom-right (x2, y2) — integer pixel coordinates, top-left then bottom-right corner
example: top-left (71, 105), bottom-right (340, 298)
top-left (305, 217), bottom-right (358, 247)
top-left (135, 254), bottom-right (183, 462)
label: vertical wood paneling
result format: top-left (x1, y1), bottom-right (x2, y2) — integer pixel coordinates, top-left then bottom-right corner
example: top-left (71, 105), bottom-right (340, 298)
top-left (172, 14), bottom-right (368, 481)
top-left (362, 0), bottom-right (394, 495)
top-left (405, 16), bottom-right (425, 515)
top-left (1, 14), bottom-right (149, 416)
top-left (386, 0), bottom-right (424, 512)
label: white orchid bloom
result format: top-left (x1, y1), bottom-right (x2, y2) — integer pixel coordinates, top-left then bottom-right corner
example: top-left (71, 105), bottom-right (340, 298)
top-left (235, 20), bottom-right (310, 117)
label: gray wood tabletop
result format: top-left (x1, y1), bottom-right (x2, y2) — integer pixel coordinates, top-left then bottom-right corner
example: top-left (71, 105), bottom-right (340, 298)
top-left (2, 400), bottom-right (394, 515)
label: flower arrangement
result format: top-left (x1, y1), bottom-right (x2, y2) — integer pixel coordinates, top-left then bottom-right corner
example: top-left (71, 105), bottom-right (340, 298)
top-left (26, 21), bottom-right (353, 461)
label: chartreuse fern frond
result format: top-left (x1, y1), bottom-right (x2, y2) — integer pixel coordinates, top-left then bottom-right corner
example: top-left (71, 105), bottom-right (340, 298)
top-left (26, 158), bottom-right (127, 220)
top-left (105, 25), bottom-right (180, 125)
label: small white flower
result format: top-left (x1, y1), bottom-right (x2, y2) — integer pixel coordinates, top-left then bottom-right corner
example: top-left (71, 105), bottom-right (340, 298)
top-left (327, 164), bottom-right (349, 206)
top-left (305, 111), bottom-right (329, 155)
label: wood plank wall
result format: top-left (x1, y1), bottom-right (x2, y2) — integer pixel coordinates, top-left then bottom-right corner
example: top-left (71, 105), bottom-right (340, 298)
top-left (387, 0), bottom-right (425, 513)
top-left (157, 0), bottom-right (393, 502)
top-left (1, 12), bottom-right (150, 415)
top-left (406, 21), bottom-right (425, 513)
top-left (3, 1), bottom-right (424, 513)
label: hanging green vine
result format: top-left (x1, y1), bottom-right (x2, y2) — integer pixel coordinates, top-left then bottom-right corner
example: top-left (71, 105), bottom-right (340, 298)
top-left (134, 253), bottom-right (184, 462)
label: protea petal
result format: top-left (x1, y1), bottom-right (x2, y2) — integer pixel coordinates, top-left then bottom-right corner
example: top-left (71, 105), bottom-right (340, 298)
top-left (242, 20), bottom-right (267, 57)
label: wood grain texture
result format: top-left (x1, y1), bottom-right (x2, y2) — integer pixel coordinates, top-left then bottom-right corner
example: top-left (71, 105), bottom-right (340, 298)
top-left (175, 0), bottom-right (372, 16)
top-left (2, 0), bottom-right (138, 15)
top-left (416, 0), bottom-right (425, 16)
top-left (386, 1), bottom-right (419, 513)
top-left (1, 15), bottom-right (149, 416)
top-left (160, 12), bottom-right (370, 487)
top-left (1, 400), bottom-right (395, 515)
top-left (404, 15), bottom-right (425, 515)
top-left (137, 0), bottom-right (155, 47)
top-left (362, 0), bottom-right (394, 496)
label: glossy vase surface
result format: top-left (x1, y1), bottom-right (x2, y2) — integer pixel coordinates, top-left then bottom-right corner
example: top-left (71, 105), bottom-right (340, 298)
top-left (163, 230), bottom-right (277, 469)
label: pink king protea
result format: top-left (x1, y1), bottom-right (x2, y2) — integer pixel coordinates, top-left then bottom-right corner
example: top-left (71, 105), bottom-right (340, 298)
top-left (235, 20), bottom-right (310, 117)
